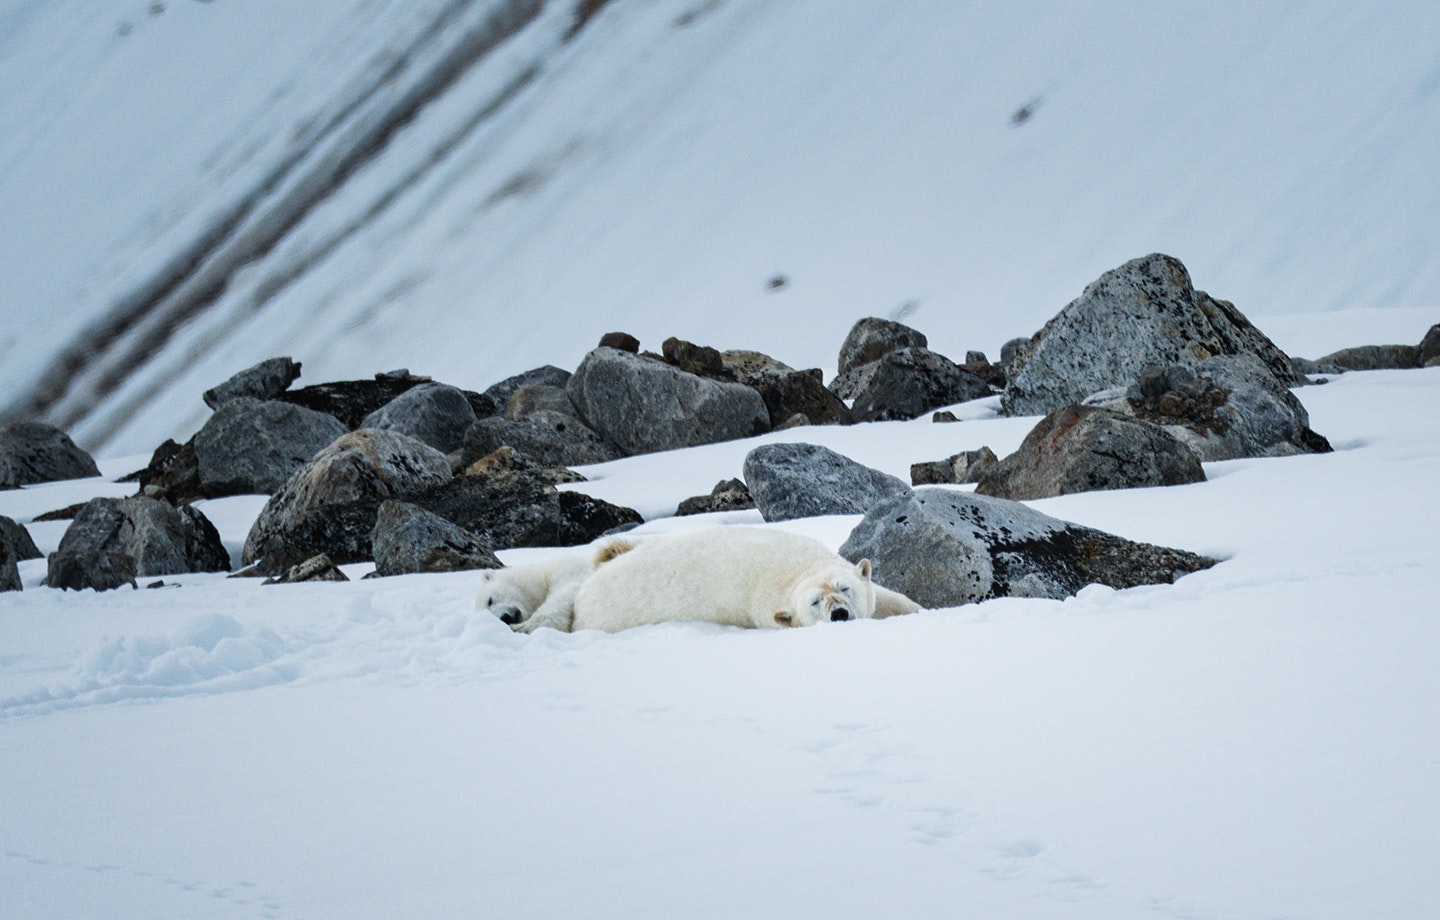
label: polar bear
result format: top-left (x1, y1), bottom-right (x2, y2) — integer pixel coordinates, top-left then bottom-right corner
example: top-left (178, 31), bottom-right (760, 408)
top-left (475, 551), bottom-right (598, 633)
top-left (569, 526), bottom-right (920, 633)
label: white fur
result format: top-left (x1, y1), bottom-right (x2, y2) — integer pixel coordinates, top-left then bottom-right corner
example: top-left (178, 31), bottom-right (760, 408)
top-left (474, 553), bottom-right (594, 633)
top-left (570, 527), bottom-right (919, 633)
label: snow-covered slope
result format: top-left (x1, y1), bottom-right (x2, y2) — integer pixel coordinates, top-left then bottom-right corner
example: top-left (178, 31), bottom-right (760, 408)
top-left (3, 0), bottom-right (1440, 454)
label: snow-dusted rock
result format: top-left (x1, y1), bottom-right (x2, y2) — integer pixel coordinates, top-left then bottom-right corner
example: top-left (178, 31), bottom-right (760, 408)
top-left (194, 397), bottom-right (347, 497)
top-left (370, 500), bottom-right (500, 577)
top-left (976, 404), bottom-right (1205, 500)
top-left (361, 382), bottom-right (477, 454)
top-left (1002, 253), bottom-right (1296, 416)
top-left (848, 347), bottom-right (993, 422)
top-left (0, 421), bottom-right (101, 490)
top-left (743, 442), bottom-right (911, 522)
top-left (46, 495), bottom-right (228, 589)
top-left (840, 488), bottom-right (1217, 608)
top-left (202, 357), bottom-right (302, 409)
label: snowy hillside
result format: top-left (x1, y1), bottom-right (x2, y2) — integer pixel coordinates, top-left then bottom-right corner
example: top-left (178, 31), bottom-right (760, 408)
top-left (3, 0), bottom-right (1440, 454)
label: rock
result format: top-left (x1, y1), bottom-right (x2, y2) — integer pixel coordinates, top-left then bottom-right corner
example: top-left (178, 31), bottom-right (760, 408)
top-left (0, 421), bottom-right (102, 490)
top-left (932, 411), bottom-right (959, 423)
top-left (1002, 253), bottom-right (1296, 416)
top-left (370, 500), bottom-right (501, 576)
top-left (849, 348), bottom-right (994, 422)
top-left (241, 429), bottom-right (453, 572)
top-left (676, 478), bottom-right (756, 516)
top-left (1, 544), bottom-right (19, 592)
top-left (910, 446), bottom-right (999, 485)
top-left (481, 365), bottom-right (573, 414)
top-left (742, 442), bottom-right (911, 522)
top-left (262, 554), bottom-right (349, 584)
top-left (720, 350), bottom-right (794, 385)
top-left (504, 384), bottom-right (578, 420)
top-left (597, 332), bottom-right (640, 353)
top-left (461, 445), bottom-right (586, 486)
top-left (133, 438), bottom-right (204, 504)
top-left (958, 357), bottom-right (1008, 389)
top-left (840, 488), bottom-right (1217, 608)
top-left (661, 337), bottom-right (733, 380)
top-left (0, 515), bottom-right (42, 561)
top-left (45, 496), bottom-right (229, 588)
top-left (360, 382), bottom-right (477, 454)
top-left (44, 551), bottom-right (138, 592)
top-left (278, 376), bottom-right (435, 429)
top-left (1313, 344), bottom-right (1420, 372)
top-left (461, 411), bottom-right (620, 469)
top-left (555, 490), bottom-right (644, 544)
top-left (193, 398), bottom-right (348, 497)
top-left (1091, 354), bottom-right (1332, 460)
top-left (748, 368), bottom-right (854, 428)
top-left (837, 317), bottom-right (928, 379)
top-left (567, 347), bottom-right (769, 456)
top-left (976, 404), bottom-right (1205, 500)
top-left (999, 337), bottom-right (1030, 369)
top-left (202, 357), bottom-right (302, 409)
top-left (1418, 324), bottom-right (1440, 366)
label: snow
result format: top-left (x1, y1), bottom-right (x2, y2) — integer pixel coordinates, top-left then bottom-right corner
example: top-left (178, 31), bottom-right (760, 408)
top-left (4, 364), bottom-right (1439, 919)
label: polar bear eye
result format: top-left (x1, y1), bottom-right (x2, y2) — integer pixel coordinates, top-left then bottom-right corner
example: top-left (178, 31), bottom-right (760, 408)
top-left (485, 598), bottom-right (493, 607)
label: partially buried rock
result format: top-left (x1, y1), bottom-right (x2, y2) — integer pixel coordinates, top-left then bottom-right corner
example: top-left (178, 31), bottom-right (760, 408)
top-left (676, 478), bottom-right (756, 516)
top-left (371, 500), bottom-right (501, 576)
top-left (840, 488), bottom-right (1217, 608)
top-left (44, 551), bottom-right (138, 592)
top-left (194, 397), bottom-right (348, 497)
top-left (202, 357), bottom-right (302, 409)
top-left (910, 446), bottom-right (999, 485)
top-left (263, 554), bottom-right (349, 584)
top-left (1312, 344), bottom-right (1419, 372)
top-left (0, 421), bottom-right (101, 490)
top-left (742, 443), bottom-right (910, 522)
top-left (1417, 324), bottom-right (1440, 366)
top-left (848, 348), bottom-right (993, 422)
top-left (976, 405), bottom-right (1205, 500)
top-left (361, 382), bottom-right (476, 454)
top-left (45, 496), bottom-right (229, 590)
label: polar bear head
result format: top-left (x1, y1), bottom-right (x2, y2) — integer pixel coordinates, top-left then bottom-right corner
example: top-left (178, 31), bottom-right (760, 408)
top-left (775, 559), bottom-right (876, 627)
top-left (474, 569), bottom-right (541, 626)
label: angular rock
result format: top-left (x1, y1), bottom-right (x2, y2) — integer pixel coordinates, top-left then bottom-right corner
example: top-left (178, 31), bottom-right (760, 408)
top-left (676, 478), bottom-right (756, 516)
top-left (976, 405), bottom-right (1205, 500)
top-left (1313, 344), bottom-right (1419, 372)
top-left (837, 317), bottom-right (928, 379)
top-left (840, 488), bottom-right (1217, 608)
top-left (361, 383), bottom-right (477, 454)
top-left (662, 337), bottom-right (733, 380)
top-left (133, 438), bottom-right (204, 504)
top-left (194, 397), bottom-right (348, 497)
top-left (461, 411), bottom-right (620, 469)
top-left (597, 332), bottom-right (640, 353)
top-left (504, 384), bottom-right (578, 420)
top-left (749, 368), bottom-right (854, 428)
top-left (1418, 324), bottom-right (1440, 366)
top-left (0, 515), bottom-right (42, 561)
top-left (849, 348), bottom-right (994, 422)
top-left (0, 421), bottom-right (101, 490)
top-left (910, 446), bottom-right (999, 485)
top-left (371, 500), bottom-right (501, 576)
top-left (278, 376), bottom-right (432, 429)
top-left (1, 548), bottom-right (19, 592)
top-left (555, 490), bottom-right (644, 544)
top-left (202, 357), bottom-right (302, 409)
top-left (567, 347), bottom-right (769, 456)
top-left (1002, 253), bottom-right (1297, 416)
top-left (262, 554), bottom-right (349, 584)
top-left (482, 365), bottom-right (573, 414)
top-left (999, 337), bottom-right (1030, 369)
top-left (44, 551), bottom-right (138, 592)
top-left (743, 443), bottom-right (911, 522)
top-left (45, 496), bottom-right (229, 586)
top-left (242, 429), bottom-right (453, 572)
top-left (721, 350), bottom-right (794, 386)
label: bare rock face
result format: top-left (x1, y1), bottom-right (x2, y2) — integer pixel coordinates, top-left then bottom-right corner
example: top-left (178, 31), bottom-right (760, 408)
top-left (45, 496), bottom-right (229, 590)
top-left (361, 383), bottom-right (477, 454)
top-left (0, 421), bottom-right (101, 490)
top-left (743, 442), bottom-right (911, 522)
top-left (848, 348), bottom-right (994, 422)
top-left (567, 347), bottom-right (770, 456)
top-left (840, 488), bottom-right (1217, 609)
top-left (194, 398), bottom-right (348, 497)
top-left (202, 357), bottom-right (302, 409)
top-left (241, 429), bottom-right (453, 573)
top-left (1002, 254), bottom-right (1296, 417)
top-left (976, 404), bottom-right (1205, 500)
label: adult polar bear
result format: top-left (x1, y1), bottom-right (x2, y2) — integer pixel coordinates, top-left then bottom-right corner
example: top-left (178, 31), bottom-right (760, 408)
top-left (569, 527), bottom-right (920, 633)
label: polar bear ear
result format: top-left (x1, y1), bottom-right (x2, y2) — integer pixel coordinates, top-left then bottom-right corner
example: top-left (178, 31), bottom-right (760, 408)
top-left (855, 559), bottom-right (872, 580)
top-left (773, 612), bottom-right (794, 627)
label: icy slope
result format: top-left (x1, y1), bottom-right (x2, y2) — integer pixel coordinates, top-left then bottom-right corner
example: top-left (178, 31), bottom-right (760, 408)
top-left (3, 1), bottom-right (1439, 456)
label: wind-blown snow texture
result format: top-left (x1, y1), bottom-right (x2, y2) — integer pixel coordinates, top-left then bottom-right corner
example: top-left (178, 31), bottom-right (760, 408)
top-left (3, 1), bottom-right (1440, 453)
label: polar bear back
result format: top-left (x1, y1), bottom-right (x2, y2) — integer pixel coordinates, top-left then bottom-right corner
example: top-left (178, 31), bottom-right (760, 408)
top-left (571, 526), bottom-right (870, 632)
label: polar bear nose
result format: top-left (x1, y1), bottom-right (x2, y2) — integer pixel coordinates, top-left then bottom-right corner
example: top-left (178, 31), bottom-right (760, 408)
top-left (495, 606), bottom-right (523, 626)
top-left (830, 608), bottom-right (850, 622)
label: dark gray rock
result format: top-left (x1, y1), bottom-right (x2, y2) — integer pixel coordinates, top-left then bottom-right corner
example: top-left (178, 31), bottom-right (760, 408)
top-left (461, 411), bottom-right (620, 469)
top-left (837, 317), bottom-right (928, 379)
top-left (132, 438), bottom-right (204, 504)
top-left (661, 337), bottom-right (733, 380)
top-left (910, 446), bottom-right (999, 485)
top-left (1002, 254), bottom-right (1297, 416)
top-left (977, 404), bottom-right (1205, 500)
top-left (743, 442), bottom-right (911, 522)
top-left (45, 496), bottom-right (228, 587)
top-left (242, 429), bottom-right (453, 572)
top-left (371, 500), bottom-right (501, 577)
top-left (567, 347), bottom-right (770, 456)
top-left (721, 350), bottom-right (794, 386)
top-left (361, 383), bottom-right (477, 454)
top-left (840, 488), bottom-right (1217, 608)
top-left (1, 515), bottom-right (42, 561)
top-left (262, 554), bottom-right (349, 585)
top-left (194, 398), bottom-right (348, 497)
top-left (849, 348), bottom-right (994, 422)
top-left (1313, 344), bottom-right (1419, 372)
top-left (504, 384), bottom-right (578, 420)
top-left (1, 547), bottom-right (19, 592)
top-left (202, 357), bottom-right (302, 409)
top-left (482, 365), bottom-right (573, 414)
top-left (676, 479), bottom-right (756, 516)
top-left (0, 422), bottom-right (101, 490)
top-left (278, 376), bottom-right (433, 429)
top-left (1418, 324), bottom-right (1440, 366)
top-left (749, 368), bottom-right (854, 428)
top-left (597, 332), bottom-right (641, 353)
top-left (999, 337), bottom-right (1030, 369)
top-left (44, 551), bottom-right (138, 592)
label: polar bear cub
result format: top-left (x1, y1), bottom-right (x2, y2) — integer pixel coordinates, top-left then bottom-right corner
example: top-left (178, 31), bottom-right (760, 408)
top-left (475, 552), bottom-right (595, 633)
top-left (570, 526), bottom-right (920, 633)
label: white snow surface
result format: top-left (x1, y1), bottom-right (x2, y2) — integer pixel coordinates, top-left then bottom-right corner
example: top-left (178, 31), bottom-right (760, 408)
top-left (3, 1), bottom-right (1440, 452)
top-left (3, 363), bottom-right (1439, 919)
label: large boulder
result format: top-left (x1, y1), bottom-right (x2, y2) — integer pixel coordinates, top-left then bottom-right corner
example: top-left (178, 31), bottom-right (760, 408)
top-left (361, 383), bottom-right (477, 454)
top-left (241, 429), bottom-right (453, 572)
top-left (481, 365), bottom-right (573, 412)
top-left (278, 375), bottom-right (455, 429)
top-left (202, 357), bottom-right (302, 409)
top-left (848, 348), bottom-right (994, 422)
top-left (1312, 344), bottom-right (1419, 372)
top-left (1088, 355), bottom-right (1332, 460)
top-left (836, 317), bottom-right (928, 381)
top-left (371, 500), bottom-right (502, 576)
top-left (0, 421), bottom-right (101, 490)
top-left (0, 515), bottom-right (42, 561)
top-left (976, 404), bottom-right (1205, 500)
top-left (45, 496), bottom-right (229, 590)
top-left (193, 398), bottom-right (348, 497)
top-left (0, 518), bottom-right (30, 592)
top-left (461, 411), bottom-right (620, 469)
top-left (840, 488), bottom-right (1217, 608)
top-left (1002, 253), bottom-right (1296, 416)
top-left (567, 347), bottom-right (769, 456)
top-left (748, 368), bottom-right (854, 428)
top-left (1418, 324), bottom-right (1440, 366)
top-left (743, 442), bottom-right (911, 522)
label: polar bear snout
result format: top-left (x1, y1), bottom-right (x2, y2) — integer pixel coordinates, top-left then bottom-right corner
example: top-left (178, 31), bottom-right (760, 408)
top-left (830, 608), bottom-right (850, 622)
top-left (493, 604), bottom-right (524, 626)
